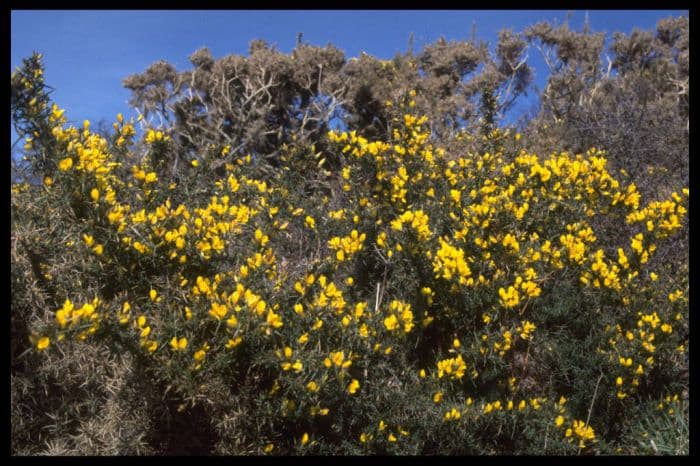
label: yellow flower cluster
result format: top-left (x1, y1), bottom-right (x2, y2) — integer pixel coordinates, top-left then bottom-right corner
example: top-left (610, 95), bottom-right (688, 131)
top-left (279, 346), bottom-right (303, 373)
top-left (324, 350), bottom-right (353, 371)
top-left (433, 238), bottom-right (473, 285)
top-left (436, 354), bottom-right (467, 380)
top-left (328, 229), bottom-right (366, 262)
top-left (383, 300), bottom-right (414, 333)
top-left (626, 192), bottom-right (687, 238)
top-left (498, 285), bottom-right (520, 309)
top-left (565, 420), bottom-right (596, 449)
top-left (144, 128), bottom-right (169, 144)
top-left (390, 209), bottom-right (432, 244)
top-left (21, 75), bottom-right (685, 455)
top-left (517, 320), bottom-right (536, 340)
top-left (493, 329), bottom-right (514, 357)
top-left (54, 297), bottom-right (102, 340)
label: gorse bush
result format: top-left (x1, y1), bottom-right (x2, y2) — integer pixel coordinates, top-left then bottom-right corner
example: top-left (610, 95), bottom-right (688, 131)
top-left (11, 45), bottom-right (687, 455)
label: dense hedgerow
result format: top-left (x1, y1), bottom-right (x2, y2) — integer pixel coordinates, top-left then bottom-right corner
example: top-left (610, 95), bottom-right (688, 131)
top-left (11, 52), bottom-right (688, 455)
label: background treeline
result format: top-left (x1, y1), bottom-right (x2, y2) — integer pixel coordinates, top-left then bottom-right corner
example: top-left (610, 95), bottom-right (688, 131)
top-left (115, 16), bottom-right (687, 193)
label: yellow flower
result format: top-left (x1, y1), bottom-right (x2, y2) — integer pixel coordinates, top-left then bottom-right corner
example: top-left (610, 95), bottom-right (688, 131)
top-left (348, 379), bottom-right (360, 394)
top-left (225, 337), bottom-right (243, 349)
top-left (301, 433), bottom-right (309, 446)
top-left (254, 300), bottom-right (266, 315)
top-left (305, 215), bottom-right (316, 229)
top-left (384, 314), bottom-right (399, 331)
top-left (329, 351), bottom-right (347, 367)
top-left (306, 381), bottom-right (319, 392)
top-left (571, 419), bottom-right (596, 447)
top-left (555, 416), bottom-right (564, 427)
top-left (498, 285), bottom-right (520, 309)
top-left (37, 336), bottom-right (50, 350)
top-left (82, 234), bottom-right (94, 247)
top-left (90, 188), bottom-right (99, 202)
top-left (170, 336), bottom-right (188, 351)
top-left (58, 157), bottom-right (73, 171)
top-left (266, 310), bottom-right (283, 328)
top-left (254, 228), bottom-right (269, 246)
top-left (518, 320), bottom-right (536, 340)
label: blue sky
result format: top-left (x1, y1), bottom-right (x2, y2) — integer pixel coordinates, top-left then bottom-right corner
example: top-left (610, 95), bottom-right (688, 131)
top-left (11, 10), bottom-right (687, 136)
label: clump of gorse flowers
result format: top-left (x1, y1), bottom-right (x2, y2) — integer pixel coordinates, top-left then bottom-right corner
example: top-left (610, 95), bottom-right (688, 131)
top-left (12, 53), bottom-right (688, 455)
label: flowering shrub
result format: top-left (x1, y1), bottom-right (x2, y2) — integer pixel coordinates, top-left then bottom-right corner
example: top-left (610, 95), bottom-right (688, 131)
top-left (11, 53), bottom-right (688, 455)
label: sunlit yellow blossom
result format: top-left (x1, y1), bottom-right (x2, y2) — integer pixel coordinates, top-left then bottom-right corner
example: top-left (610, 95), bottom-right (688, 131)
top-left (169, 336), bottom-right (187, 351)
top-left (83, 234), bottom-right (94, 247)
top-left (571, 419), bottom-right (596, 448)
top-left (518, 321), bottom-right (536, 340)
top-left (306, 381), bottom-right (319, 392)
top-left (498, 286), bottom-right (520, 309)
top-left (348, 379), bottom-right (360, 394)
top-left (444, 408), bottom-right (461, 421)
top-left (384, 314), bottom-right (399, 331)
top-left (36, 336), bottom-right (50, 350)
top-left (266, 310), bottom-right (283, 328)
top-left (225, 337), bottom-right (242, 349)
top-left (58, 157), bottom-right (73, 171)
top-left (305, 215), bottom-right (316, 229)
